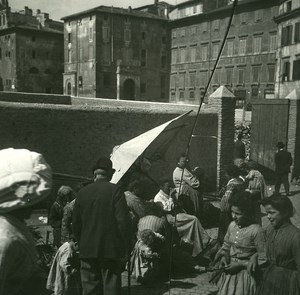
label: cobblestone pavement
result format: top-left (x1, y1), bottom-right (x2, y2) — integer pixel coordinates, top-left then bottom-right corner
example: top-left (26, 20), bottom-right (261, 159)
top-left (121, 183), bottom-right (300, 295)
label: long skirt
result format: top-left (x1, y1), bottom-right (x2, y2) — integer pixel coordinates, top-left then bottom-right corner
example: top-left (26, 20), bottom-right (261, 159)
top-left (217, 269), bottom-right (257, 295)
top-left (167, 213), bottom-right (211, 257)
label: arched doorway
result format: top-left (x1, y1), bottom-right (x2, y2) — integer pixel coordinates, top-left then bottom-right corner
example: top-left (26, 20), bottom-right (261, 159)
top-left (66, 81), bottom-right (72, 95)
top-left (123, 79), bottom-right (135, 100)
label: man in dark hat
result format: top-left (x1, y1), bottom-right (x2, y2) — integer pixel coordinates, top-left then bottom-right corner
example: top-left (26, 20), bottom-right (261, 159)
top-left (72, 157), bottom-right (131, 295)
top-left (274, 141), bottom-right (293, 196)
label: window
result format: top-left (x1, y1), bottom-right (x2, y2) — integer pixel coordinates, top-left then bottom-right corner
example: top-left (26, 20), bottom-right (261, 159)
top-left (68, 49), bottom-right (71, 63)
top-left (201, 45), bottom-right (208, 61)
top-left (171, 49), bottom-right (177, 64)
top-left (270, 34), bottom-right (277, 51)
top-left (213, 68), bottom-right (220, 84)
top-left (212, 43), bottom-right (219, 60)
top-left (295, 22), bottom-right (300, 43)
top-left (239, 38), bottom-right (247, 55)
top-left (5, 50), bottom-right (10, 58)
top-left (170, 75), bottom-right (176, 88)
top-left (281, 25), bottom-right (293, 46)
top-left (172, 30), bottom-right (176, 39)
top-left (202, 22), bottom-right (208, 32)
top-left (181, 29), bottom-right (185, 37)
top-left (179, 91), bottom-right (184, 99)
top-left (286, 1), bottom-right (292, 12)
top-left (190, 47), bottom-right (196, 62)
top-left (161, 55), bottom-right (166, 68)
top-left (79, 48), bottom-right (83, 60)
top-left (103, 26), bottom-right (110, 42)
top-left (227, 40), bottom-right (234, 56)
top-left (31, 36), bottom-right (36, 42)
top-left (32, 50), bottom-right (36, 59)
top-left (68, 33), bottom-right (71, 43)
top-left (162, 35), bottom-right (166, 44)
top-left (212, 20), bottom-right (220, 31)
top-left (124, 29), bottom-right (131, 43)
top-left (292, 60), bottom-right (300, 81)
top-left (200, 71), bottom-right (208, 87)
top-left (238, 68), bottom-right (245, 84)
top-left (78, 76), bottom-right (83, 88)
top-left (240, 13), bottom-right (247, 25)
top-left (140, 82), bottom-right (146, 94)
top-left (252, 65), bottom-right (261, 83)
top-left (268, 65), bottom-right (275, 82)
top-left (89, 27), bottom-right (93, 41)
top-left (189, 91), bottom-right (195, 99)
top-left (189, 72), bottom-right (195, 87)
top-left (179, 73), bottom-right (185, 88)
top-left (282, 61), bottom-right (290, 81)
top-left (226, 68), bottom-right (233, 84)
top-left (180, 48), bottom-right (185, 63)
top-left (191, 26), bottom-right (196, 35)
top-left (254, 10), bottom-right (263, 22)
top-left (0, 48), bottom-right (1, 59)
top-left (253, 36), bottom-right (262, 53)
top-left (141, 49), bottom-right (146, 66)
top-left (88, 46), bottom-right (94, 59)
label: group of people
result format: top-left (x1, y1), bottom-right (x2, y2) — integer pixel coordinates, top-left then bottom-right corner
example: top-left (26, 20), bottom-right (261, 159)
top-left (0, 144), bottom-right (299, 295)
top-left (212, 138), bottom-right (299, 295)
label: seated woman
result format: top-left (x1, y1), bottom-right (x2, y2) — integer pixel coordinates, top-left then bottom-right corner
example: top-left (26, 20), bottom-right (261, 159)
top-left (213, 191), bottom-right (266, 295)
top-left (154, 179), bottom-right (211, 258)
top-left (257, 195), bottom-right (300, 295)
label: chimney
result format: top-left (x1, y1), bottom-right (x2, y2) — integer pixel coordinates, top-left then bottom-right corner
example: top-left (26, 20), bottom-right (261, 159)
top-left (155, 0), bottom-right (159, 5)
top-left (24, 6), bottom-right (33, 16)
top-left (128, 6), bottom-right (132, 13)
top-left (36, 9), bottom-right (41, 14)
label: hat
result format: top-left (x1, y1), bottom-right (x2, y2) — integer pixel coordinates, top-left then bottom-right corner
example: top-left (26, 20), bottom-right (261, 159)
top-left (92, 157), bottom-right (115, 173)
top-left (57, 185), bottom-right (73, 197)
top-left (0, 148), bottom-right (52, 213)
top-left (277, 141), bottom-right (285, 149)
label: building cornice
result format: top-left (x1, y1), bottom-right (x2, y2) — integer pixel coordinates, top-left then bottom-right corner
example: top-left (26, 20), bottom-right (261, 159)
top-left (274, 7), bottom-right (300, 23)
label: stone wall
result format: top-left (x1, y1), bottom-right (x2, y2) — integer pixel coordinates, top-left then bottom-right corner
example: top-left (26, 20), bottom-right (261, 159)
top-left (0, 91), bottom-right (71, 104)
top-left (0, 86), bottom-right (236, 197)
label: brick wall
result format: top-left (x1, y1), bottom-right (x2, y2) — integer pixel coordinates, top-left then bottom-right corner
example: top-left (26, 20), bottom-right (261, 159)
top-left (0, 87), bottom-right (235, 198)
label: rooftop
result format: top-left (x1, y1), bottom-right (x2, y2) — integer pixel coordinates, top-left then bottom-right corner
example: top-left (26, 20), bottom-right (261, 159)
top-left (61, 5), bottom-right (167, 21)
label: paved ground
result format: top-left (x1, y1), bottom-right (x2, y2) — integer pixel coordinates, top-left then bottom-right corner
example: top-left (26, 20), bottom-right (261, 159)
top-left (27, 182), bottom-right (300, 295)
top-left (120, 182), bottom-right (300, 295)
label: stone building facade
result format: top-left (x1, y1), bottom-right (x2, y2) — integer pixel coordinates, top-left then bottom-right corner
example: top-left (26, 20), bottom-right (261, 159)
top-left (169, 0), bottom-right (280, 108)
top-left (274, 0), bottom-right (300, 97)
top-left (62, 6), bottom-right (169, 102)
top-left (0, 1), bottom-right (63, 93)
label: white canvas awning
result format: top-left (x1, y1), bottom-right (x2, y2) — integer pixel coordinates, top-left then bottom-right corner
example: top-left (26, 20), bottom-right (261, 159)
top-left (110, 111), bottom-right (192, 184)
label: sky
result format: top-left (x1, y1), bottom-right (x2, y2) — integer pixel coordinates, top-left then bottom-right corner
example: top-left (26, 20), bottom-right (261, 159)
top-left (9, 0), bottom-right (185, 21)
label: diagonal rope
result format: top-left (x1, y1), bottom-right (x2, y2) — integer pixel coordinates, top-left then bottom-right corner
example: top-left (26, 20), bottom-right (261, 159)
top-left (167, 1), bottom-right (239, 294)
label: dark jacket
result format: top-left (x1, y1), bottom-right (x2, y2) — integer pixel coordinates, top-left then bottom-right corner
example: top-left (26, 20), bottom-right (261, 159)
top-left (275, 149), bottom-right (293, 174)
top-left (234, 140), bottom-right (246, 159)
top-left (72, 181), bottom-right (131, 259)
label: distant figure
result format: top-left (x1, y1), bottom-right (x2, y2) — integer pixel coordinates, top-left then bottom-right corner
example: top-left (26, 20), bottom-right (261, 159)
top-left (0, 148), bottom-right (52, 295)
top-left (234, 133), bottom-right (246, 160)
top-left (274, 141), bottom-right (293, 196)
top-left (72, 157), bottom-right (131, 295)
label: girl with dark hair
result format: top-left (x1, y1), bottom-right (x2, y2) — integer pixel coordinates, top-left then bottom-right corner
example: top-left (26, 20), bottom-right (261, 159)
top-left (213, 191), bottom-right (266, 295)
top-left (256, 195), bottom-right (300, 295)
top-left (217, 165), bottom-right (246, 246)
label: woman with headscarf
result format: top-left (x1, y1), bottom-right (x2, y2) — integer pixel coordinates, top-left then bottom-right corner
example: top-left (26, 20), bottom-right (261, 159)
top-left (49, 185), bottom-right (73, 248)
top-left (0, 148), bottom-right (52, 295)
